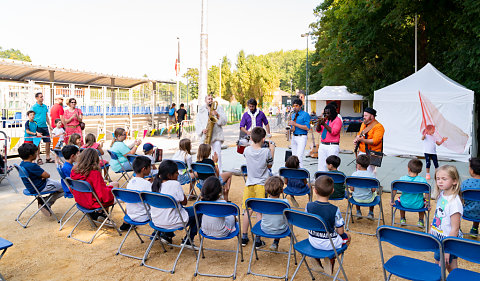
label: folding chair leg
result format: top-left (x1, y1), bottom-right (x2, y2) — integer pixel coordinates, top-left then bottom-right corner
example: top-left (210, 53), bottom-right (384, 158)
top-left (15, 197), bottom-right (38, 228)
top-left (59, 203), bottom-right (78, 231)
top-left (6, 177), bottom-right (17, 193)
top-left (117, 225), bottom-right (144, 260)
top-left (194, 236), bottom-right (205, 276)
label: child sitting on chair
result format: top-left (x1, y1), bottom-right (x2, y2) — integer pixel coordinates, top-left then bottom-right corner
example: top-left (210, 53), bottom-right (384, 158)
top-left (284, 155), bottom-right (309, 208)
top-left (461, 157), bottom-right (480, 237)
top-left (68, 133), bottom-right (82, 148)
top-left (326, 155), bottom-right (346, 199)
top-left (60, 145), bottom-right (79, 197)
top-left (196, 143), bottom-right (233, 202)
top-left (70, 148), bottom-right (119, 220)
top-left (150, 160), bottom-right (200, 246)
top-left (307, 175), bottom-right (351, 274)
top-left (390, 159), bottom-right (428, 227)
top-left (19, 143), bottom-right (64, 216)
top-left (82, 133), bottom-right (109, 178)
top-left (172, 138), bottom-right (195, 200)
top-left (142, 143), bottom-right (158, 175)
top-left (126, 156), bottom-right (152, 222)
top-left (200, 176), bottom-right (236, 238)
top-left (261, 176), bottom-right (289, 251)
top-left (350, 154), bottom-right (377, 220)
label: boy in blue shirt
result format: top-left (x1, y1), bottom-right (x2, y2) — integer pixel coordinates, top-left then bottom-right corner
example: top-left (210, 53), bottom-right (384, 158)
top-left (60, 145), bottom-right (79, 197)
top-left (350, 155), bottom-right (376, 219)
top-left (18, 143), bottom-right (63, 216)
top-left (461, 157), bottom-right (480, 236)
top-left (390, 159), bottom-right (428, 227)
top-left (24, 110), bottom-right (41, 144)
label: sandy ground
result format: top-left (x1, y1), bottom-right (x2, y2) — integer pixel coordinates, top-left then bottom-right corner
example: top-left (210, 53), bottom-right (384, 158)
top-left (0, 131), bottom-right (478, 280)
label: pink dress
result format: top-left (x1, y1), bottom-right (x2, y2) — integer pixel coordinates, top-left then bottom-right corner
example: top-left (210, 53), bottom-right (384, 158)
top-left (81, 142), bottom-right (108, 167)
top-left (63, 108), bottom-right (83, 144)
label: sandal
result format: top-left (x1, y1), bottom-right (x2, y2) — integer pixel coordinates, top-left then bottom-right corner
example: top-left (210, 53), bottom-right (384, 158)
top-left (45, 158), bottom-right (55, 164)
top-left (37, 159), bottom-right (44, 165)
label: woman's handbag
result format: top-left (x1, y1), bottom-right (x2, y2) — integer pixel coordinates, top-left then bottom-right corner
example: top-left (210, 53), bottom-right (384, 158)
top-left (79, 122), bottom-right (86, 130)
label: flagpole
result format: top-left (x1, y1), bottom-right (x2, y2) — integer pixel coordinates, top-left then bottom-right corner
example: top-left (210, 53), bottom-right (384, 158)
top-left (176, 37), bottom-right (181, 105)
top-left (415, 14), bottom-right (417, 72)
top-left (199, 0), bottom-right (208, 107)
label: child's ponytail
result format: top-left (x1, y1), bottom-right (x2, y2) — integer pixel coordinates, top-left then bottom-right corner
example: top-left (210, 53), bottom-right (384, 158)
top-left (152, 160), bottom-right (178, 193)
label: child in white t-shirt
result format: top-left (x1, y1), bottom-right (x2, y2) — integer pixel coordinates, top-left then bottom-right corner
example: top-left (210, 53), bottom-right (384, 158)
top-left (52, 118), bottom-right (65, 149)
top-left (172, 138), bottom-right (195, 200)
top-left (430, 165), bottom-right (462, 273)
top-left (125, 156), bottom-right (152, 222)
top-left (422, 125), bottom-right (447, 180)
top-left (142, 143), bottom-right (158, 176)
top-left (150, 160), bottom-right (199, 247)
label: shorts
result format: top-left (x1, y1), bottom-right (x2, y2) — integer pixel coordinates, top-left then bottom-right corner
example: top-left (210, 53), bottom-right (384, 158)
top-left (178, 172), bottom-right (191, 185)
top-left (353, 191), bottom-right (377, 204)
top-left (242, 184), bottom-right (266, 209)
top-left (36, 127), bottom-right (51, 143)
top-left (198, 176), bottom-right (225, 187)
top-left (434, 250), bottom-right (457, 263)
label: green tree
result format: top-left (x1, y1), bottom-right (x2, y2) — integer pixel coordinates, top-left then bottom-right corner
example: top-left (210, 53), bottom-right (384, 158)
top-left (0, 46), bottom-right (31, 62)
top-left (182, 68), bottom-right (199, 100)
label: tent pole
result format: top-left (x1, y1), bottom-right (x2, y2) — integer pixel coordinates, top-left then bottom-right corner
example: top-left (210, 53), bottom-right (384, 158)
top-left (415, 14), bottom-right (418, 72)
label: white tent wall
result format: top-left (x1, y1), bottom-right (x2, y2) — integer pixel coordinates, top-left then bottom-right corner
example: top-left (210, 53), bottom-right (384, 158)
top-left (373, 63), bottom-right (475, 162)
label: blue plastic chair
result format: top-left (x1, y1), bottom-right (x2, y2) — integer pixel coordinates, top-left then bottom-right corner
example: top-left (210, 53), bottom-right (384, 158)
top-left (284, 209), bottom-right (349, 281)
top-left (0, 237), bottom-right (13, 280)
top-left (442, 237), bottom-right (480, 280)
top-left (461, 189), bottom-right (480, 238)
top-left (314, 171), bottom-right (347, 201)
top-left (172, 160), bottom-right (193, 196)
top-left (65, 178), bottom-right (121, 244)
top-left (139, 191), bottom-right (197, 273)
top-left (279, 167), bottom-right (312, 204)
top-left (53, 148), bottom-right (65, 164)
top-left (191, 162), bottom-right (216, 192)
top-left (56, 164), bottom-right (78, 231)
top-left (112, 188), bottom-right (151, 260)
top-left (345, 176), bottom-right (385, 236)
top-left (391, 180), bottom-right (431, 232)
top-left (107, 149), bottom-right (132, 188)
top-left (376, 225), bottom-right (444, 281)
top-left (14, 164), bottom-right (60, 228)
top-left (245, 198), bottom-right (296, 280)
top-left (193, 201), bottom-right (243, 279)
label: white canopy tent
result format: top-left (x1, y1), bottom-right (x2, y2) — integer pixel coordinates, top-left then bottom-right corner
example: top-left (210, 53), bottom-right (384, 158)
top-left (308, 86), bottom-right (364, 116)
top-left (373, 63), bottom-right (475, 162)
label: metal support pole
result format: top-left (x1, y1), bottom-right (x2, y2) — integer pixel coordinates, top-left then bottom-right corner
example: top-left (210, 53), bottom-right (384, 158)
top-left (306, 36), bottom-right (309, 113)
top-left (102, 86), bottom-right (107, 136)
top-left (415, 14), bottom-right (418, 72)
top-left (198, 0), bottom-right (208, 108)
top-left (49, 70), bottom-right (55, 107)
top-left (110, 78), bottom-right (115, 107)
top-left (152, 82), bottom-right (156, 130)
top-left (129, 88), bottom-right (133, 133)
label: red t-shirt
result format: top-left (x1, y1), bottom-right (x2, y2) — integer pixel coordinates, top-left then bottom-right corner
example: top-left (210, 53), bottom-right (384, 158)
top-left (50, 104), bottom-right (64, 127)
top-left (70, 169), bottom-right (114, 209)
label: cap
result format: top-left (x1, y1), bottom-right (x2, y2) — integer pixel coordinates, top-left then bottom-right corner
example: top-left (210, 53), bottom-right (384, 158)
top-left (143, 143), bottom-right (154, 152)
top-left (54, 96), bottom-right (64, 100)
top-left (364, 107), bottom-right (377, 116)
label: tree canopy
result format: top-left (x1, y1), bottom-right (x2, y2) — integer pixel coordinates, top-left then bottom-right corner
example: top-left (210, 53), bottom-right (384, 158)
top-left (309, 0), bottom-right (480, 102)
top-left (0, 47), bottom-right (31, 62)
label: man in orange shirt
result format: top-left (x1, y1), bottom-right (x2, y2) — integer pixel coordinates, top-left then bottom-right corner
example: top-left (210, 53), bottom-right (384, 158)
top-left (353, 107), bottom-right (384, 175)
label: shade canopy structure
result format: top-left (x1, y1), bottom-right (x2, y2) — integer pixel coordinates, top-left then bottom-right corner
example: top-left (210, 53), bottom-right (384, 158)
top-left (373, 63), bottom-right (475, 162)
top-left (308, 86), bottom-right (364, 101)
top-left (308, 86), bottom-right (364, 117)
top-left (0, 59), bottom-right (173, 88)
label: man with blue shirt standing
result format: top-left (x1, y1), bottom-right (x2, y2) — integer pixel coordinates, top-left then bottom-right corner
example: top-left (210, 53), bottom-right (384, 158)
top-left (31, 92), bottom-right (53, 164)
top-left (288, 98), bottom-right (311, 168)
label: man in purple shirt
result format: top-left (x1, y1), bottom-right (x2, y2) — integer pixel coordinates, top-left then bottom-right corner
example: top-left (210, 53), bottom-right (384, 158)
top-left (240, 98), bottom-right (270, 137)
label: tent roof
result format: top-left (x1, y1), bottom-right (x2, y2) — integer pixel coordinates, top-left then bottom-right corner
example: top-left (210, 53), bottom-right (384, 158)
top-left (308, 86), bottom-right (364, 101)
top-left (375, 63), bottom-right (473, 96)
top-left (0, 59), bottom-right (174, 88)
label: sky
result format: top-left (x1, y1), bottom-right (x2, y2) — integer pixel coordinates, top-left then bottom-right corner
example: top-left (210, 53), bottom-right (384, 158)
top-left (1, 0), bottom-right (319, 82)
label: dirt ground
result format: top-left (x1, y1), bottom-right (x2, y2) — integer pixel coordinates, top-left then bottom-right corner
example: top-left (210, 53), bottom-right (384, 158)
top-left (0, 131), bottom-right (478, 280)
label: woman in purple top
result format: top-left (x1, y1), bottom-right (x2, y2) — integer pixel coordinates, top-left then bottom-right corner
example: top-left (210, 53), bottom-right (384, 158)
top-left (239, 98), bottom-right (270, 137)
top-left (316, 104), bottom-right (342, 171)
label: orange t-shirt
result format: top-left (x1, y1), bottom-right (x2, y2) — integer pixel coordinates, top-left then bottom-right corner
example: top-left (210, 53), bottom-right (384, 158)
top-left (357, 122), bottom-right (385, 153)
